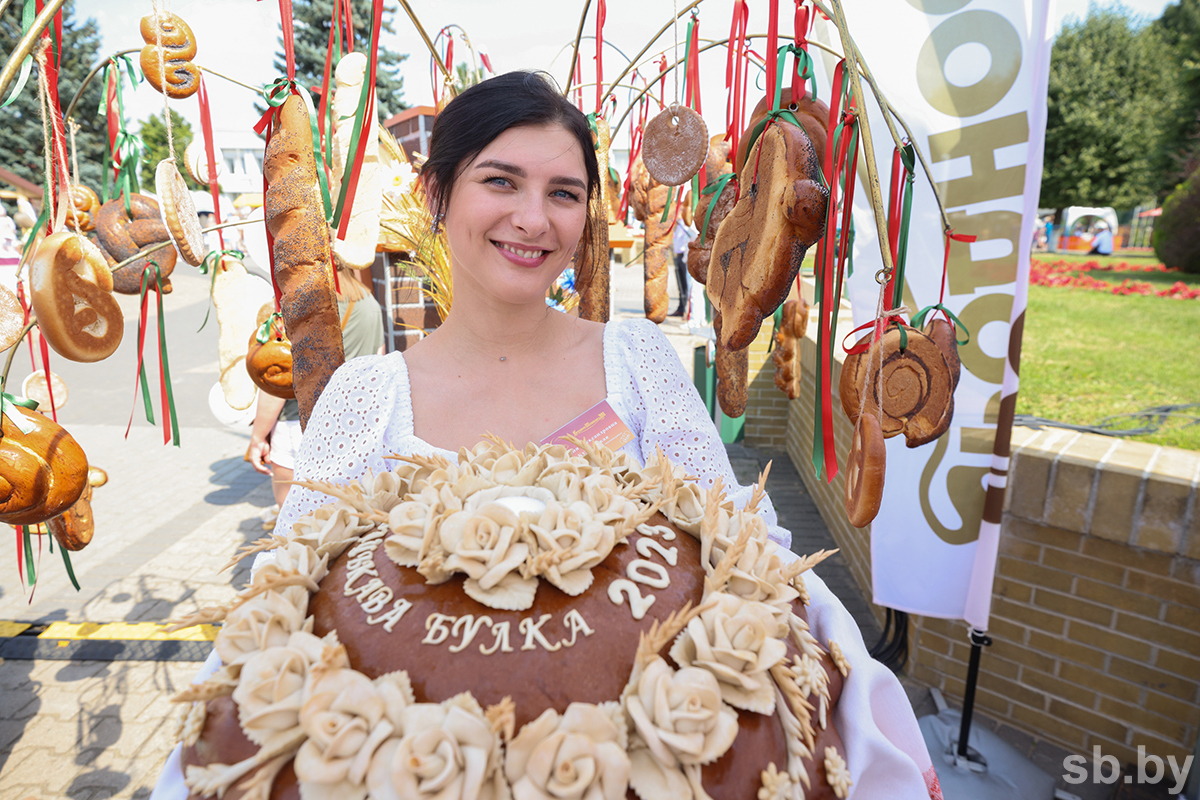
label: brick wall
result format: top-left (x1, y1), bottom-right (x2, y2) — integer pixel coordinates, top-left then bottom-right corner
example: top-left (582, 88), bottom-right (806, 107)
top-left (370, 253), bottom-right (442, 353)
top-left (782, 277), bottom-right (1200, 766)
top-left (743, 325), bottom-right (790, 449)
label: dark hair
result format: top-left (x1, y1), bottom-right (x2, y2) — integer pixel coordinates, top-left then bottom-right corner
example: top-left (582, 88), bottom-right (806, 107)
top-left (422, 71), bottom-right (599, 226)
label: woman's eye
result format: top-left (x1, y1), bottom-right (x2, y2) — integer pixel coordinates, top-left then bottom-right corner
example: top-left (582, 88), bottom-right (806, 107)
top-left (484, 175), bottom-right (513, 188)
top-left (553, 189), bottom-right (582, 202)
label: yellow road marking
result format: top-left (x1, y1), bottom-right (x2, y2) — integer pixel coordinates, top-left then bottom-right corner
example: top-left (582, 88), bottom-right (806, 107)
top-left (0, 621), bottom-right (30, 637)
top-left (36, 621), bottom-right (220, 642)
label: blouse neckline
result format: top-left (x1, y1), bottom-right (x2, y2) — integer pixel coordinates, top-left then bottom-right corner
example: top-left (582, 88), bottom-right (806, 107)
top-left (394, 320), bottom-right (620, 458)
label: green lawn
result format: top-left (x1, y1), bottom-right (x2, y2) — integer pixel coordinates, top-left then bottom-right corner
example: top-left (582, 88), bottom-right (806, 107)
top-left (1017, 274), bottom-right (1200, 451)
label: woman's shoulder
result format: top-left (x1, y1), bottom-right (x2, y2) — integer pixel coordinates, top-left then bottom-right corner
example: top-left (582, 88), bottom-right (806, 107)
top-left (329, 350), bottom-right (406, 389)
top-left (607, 317), bottom-right (679, 366)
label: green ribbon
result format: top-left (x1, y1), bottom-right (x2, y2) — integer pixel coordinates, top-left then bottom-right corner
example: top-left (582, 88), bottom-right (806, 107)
top-left (910, 303), bottom-right (971, 345)
top-left (196, 249), bottom-right (245, 332)
top-left (60, 543), bottom-right (79, 591)
top-left (699, 172), bottom-right (736, 242)
top-left (330, 33), bottom-right (378, 235)
top-left (262, 78), bottom-right (334, 224)
top-left (22, 524), bottom-right (34, 585)
top-left (99, 57), bottom-right (143, 208)
top-left (1, 392), bottom-right (39, 435)
top-left (0, 0), bottom-right (35, 109)
top-left (255, 311), bottom-right (283, 344)
top-left (891, 142), bottom-right (916, 310)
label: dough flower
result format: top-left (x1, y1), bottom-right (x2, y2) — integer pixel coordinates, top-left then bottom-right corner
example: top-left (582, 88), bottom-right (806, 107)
top-left (440, 502), bottom-right (537, 609)
top-left (669, 592), bottom-right (789, 713)
top-left (231, 631), bottom-right (329, 746)
top-left (505, 703), bottom-right (630, 800)
top-left (215, 589), bottom-right (311, 669)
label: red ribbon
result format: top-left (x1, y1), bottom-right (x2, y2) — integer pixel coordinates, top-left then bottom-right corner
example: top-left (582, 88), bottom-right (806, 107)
top-left (254, 104), bottom-right (284, 311)
top-left (278, 0), bottom-right (296, 79)
top-left (619, 83), bottom-right (649, 219)
top-left (595, 0), bottom-right (606, 113)
top-left (766, 0), bottom-right (780, 110)
top-left (334, 0), bottom-right (383, 242)
top-left (12, 284), bottom-right (55, 420)
top-left (685, 14), bottom-right (701, 115)
top-left (105, 69), bottom-right (120, 178)
top-left (196, 76), bottom-right (225, 250)
top-left (940, 229), bottom-right (977, 312)
top-left (725, 0), bottom-right (749, 157)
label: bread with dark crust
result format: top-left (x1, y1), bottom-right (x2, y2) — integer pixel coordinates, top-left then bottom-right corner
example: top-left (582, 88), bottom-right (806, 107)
top-left (707, 121), bottom-right (827, 351)
top-left (629, 158), bottom-right (672, 323)
top-left (687, 136), bottom-right (736, 285)
top-left (263, 94), bottom-right (345, 429)
top-left (95, 194), bottom-right (177, 294)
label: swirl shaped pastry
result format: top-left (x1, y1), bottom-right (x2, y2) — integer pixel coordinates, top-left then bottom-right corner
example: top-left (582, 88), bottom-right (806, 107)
top-left (29, 232), bottom-right (124, 363)
top-left (96, 194), bottom-right (177, 294)
top-left (245, 319), bottom-right (295, 399)
top-left (139, 12), bottom-right (200, 99)
top-left (0, 405), bottom-right (88, 525)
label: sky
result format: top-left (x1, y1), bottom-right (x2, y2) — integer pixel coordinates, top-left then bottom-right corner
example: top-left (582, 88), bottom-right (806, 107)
top-left (80, 0), bottom-right (1174, 144)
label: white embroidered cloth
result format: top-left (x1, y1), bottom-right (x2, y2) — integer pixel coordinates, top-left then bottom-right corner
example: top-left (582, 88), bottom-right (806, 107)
top-left (274, 318), bottom-right (790, 548)
top-left (151, 317), bottom-right (937, 799)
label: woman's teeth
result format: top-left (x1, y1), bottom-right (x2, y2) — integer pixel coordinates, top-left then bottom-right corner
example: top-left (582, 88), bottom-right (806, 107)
top-left (496, 242), bottom-right (545, 259)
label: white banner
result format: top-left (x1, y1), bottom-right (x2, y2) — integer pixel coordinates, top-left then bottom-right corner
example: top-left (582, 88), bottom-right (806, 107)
top-left (814, 0), bottom-right (1054, 629)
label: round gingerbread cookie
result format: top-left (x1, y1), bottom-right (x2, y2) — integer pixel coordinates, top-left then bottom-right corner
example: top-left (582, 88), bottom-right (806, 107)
top-left (23, 370), bottom-right (68, 410)
top-left (642, 104), bottom-right (708, 186)
top-left (155, 159), bottom-right (206, 267)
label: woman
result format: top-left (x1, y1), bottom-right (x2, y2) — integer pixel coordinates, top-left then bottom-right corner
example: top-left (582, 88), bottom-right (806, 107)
top-left (273, 71), bottom-right (791, 546)
top-left (154, 72), bottom-right (936, 799)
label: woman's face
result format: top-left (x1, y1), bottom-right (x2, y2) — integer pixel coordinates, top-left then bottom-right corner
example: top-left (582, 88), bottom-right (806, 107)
top-left (442, 123), bottom-right (589, 308)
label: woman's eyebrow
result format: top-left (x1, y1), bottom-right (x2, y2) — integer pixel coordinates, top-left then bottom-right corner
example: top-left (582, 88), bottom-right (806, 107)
top-left (475, 159), bottom-right (586, 191)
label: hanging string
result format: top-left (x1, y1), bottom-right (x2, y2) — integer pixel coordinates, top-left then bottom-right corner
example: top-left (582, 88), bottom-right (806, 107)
top-left (672, 0), bottom-right (680, 105)
top-left (152, 0), bottom-right (176, 161)
top-left (69, 118), bottom-right (79, 191)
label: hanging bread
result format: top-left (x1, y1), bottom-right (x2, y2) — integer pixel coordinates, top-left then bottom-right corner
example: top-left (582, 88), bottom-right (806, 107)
top-left (47, 482), bottom-right (94, 551)
top-left (735, 92), bottom-right (831, 174)
top-left (156, 159), bottom-right (207, 267)
top-left (184, 139), bottom-right (224, 187)
top-left (330, 52), bottom-right (383, 272)
top-left (264, 93), bottom-right (345, 428)
top-left (28, 232), bottom-right (124, 363)
top-left (22, 370), bottom-right (68, 410)
top-left (772, 296), bottom-right (810, 400)
top-left (715, 318), bottom-right (748, 418)
top-left (139, 12), bottom-right (200, 99)
top-left (245, 313), bottom-right (295, 399)
top-left (63, 184), bottom-right (100, 233)
top-left (0, 405), bottom-right (88, 526)
top-left (0, 284), bottom-right (26, 353)
top-left (641, 104), bottom-right (708, 186)
top-left (95, 194), bottom-right (177, 294)
top-left (629, 157), bottom-right (672, 324)
top-left (840, 324), bottom-right (954, 447)
top-left (844, 411), bottom-right (886, 528)
top-left (708, 119), bottom-right (827, 351)
top-left (687, 135), bottom-right (735, 285)
top-left (574, 116), bottom-right (610, 322)
top-left (907, 316), bottom-right (962, 448)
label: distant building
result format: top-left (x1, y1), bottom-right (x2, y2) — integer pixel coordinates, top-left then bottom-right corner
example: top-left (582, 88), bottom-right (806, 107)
top-left (383, 106), bottom-right (436, 160)
top-left (212, 129), bottom-right (266, 196)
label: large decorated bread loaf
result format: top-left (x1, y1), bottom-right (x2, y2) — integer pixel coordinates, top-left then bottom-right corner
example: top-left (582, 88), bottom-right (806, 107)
top-left (172, 440), bottom-right (853, 800)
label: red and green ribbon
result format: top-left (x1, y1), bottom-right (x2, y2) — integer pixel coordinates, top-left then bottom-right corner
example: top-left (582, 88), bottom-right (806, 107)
top-left (196, 76), bottom-right (225, 250)
top-left (332, 0), bottom-right (383, 242)
top-left (0, 0), bottom-right (36, 108)
top-left (255, 311), bottom-right (284, 344)
top-left (99, 56), bottom-right (143, 208)
top-left (724, 0), bottom-right (750, 157)
top-left (126, 263), bottom-right (180, 447)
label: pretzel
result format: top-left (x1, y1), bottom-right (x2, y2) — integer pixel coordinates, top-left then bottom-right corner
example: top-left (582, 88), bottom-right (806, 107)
top-left (139, 12), bottom-right (200, 99)
top-left (29, 232), bottom-right (124, 363)
top-left (95, 194), bottom-right (177, 294)
top-left (844, 412), bottom-right (886, 528)
top-left (0, 405), bottom-right (88, 525)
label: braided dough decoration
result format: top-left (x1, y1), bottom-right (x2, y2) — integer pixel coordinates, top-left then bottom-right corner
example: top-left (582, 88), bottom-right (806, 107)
top-left (245, 316), bottom-right (295, 399)
top-left (844, 412), bottom-right (886, 528)
top-left (95, 195), bottom-right (178, 294)
top-left (139, 12), bottom-right (200, 99)
top-left (156, 159), bottom-right (206, 266)
top-left (708, 120), bottom-right (827, 351)
top-left (772, 296), bottom-right (810, 400)
top-left (642, 105), bottom-right (708, 187)
top-left (839, 324), bottom-right (954, 448)
top-left (629, 157), bottom-right (672, 323)
top-left (264, 94), bottom-right (345, 428)
top-left (0, 283), bottom-right (24, 352)
top-left (687, 135), bottom-right (736, 285)
top-left (29, 232), bottom-right (124, 363)
top-left (48, 481), bottom-right (94, 551)
top-left (64, 184), bottom-right (100, 233)
top-left (0, 405), bottom-right (88, 525)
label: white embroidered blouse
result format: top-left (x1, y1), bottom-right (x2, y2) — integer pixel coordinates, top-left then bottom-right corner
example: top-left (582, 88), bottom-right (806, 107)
top-left (274, 317), bottom-right (790, 549)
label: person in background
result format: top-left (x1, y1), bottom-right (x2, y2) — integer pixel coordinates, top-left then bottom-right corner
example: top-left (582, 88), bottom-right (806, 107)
top-left (670, 216), bottom-right (695, 317)
top-left (247, 262), bottom-right (384, 525)
top-left (1089, 221), bottom-right (1113, 256)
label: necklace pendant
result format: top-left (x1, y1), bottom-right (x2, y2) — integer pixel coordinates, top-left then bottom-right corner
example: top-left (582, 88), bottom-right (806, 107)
top-left (499, 356), bottom-right (507, 362)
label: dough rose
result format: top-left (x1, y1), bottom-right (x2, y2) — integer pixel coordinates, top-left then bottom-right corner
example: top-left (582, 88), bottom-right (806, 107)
top-left (505, 703), bottom-right (630, 800)
top-left (231, 631), bottom-right (330, 745)
top-left (367, 699), bottom-right (506, 800)
top-left (215, 590), bottom-right (311, 669)
top-left (669, 592), bottom-right (789, 714)
top-left (439, 502), bottom-right (536, 609)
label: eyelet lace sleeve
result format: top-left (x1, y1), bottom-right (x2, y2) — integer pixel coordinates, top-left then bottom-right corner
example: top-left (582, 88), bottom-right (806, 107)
top-left (611, 318), bottom-right (791, 549)
top-left (273, 353), bottom-right (410, 535)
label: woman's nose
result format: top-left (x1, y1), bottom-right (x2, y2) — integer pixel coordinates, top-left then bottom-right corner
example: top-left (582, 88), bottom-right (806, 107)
top-left (511, 193), bottom-right (550, 237)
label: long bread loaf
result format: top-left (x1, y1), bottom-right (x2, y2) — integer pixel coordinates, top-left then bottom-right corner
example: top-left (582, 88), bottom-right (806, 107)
top-left (630, 158), bottom-right (671, 323)
top-left (264, 94), bottom-right (345, 429)
top-left (575, 117), bottom-right (610, 321)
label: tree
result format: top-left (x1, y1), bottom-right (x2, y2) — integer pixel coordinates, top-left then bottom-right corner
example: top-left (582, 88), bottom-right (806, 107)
top-left (0, 1), bottom-right (107, 200)
top-left (1151, 0), bottom-right (1200, 190)
top-left (1040, 8), bottom-right (1180, 211)
top-left (271, 0), bottom-right (408, 120)
top-left (1153, 168), bottom-right (1200, 272)
top-left (139, 111), bottom-right (196, 190)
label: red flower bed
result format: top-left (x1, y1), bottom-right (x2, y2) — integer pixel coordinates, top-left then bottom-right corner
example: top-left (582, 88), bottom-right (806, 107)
top-left (1029, 259), bottom-right (1200, 299)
